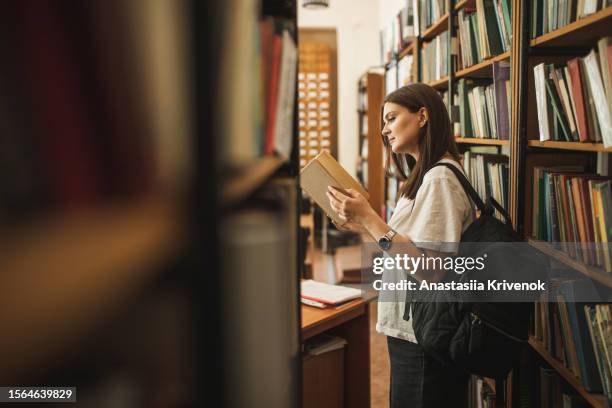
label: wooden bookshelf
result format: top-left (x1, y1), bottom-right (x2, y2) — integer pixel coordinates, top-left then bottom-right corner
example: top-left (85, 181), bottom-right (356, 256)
top-left (527, 140), bottom-right (612, 152)
top-left (364, 71), bottom-right (386, 216)
top-left (456, 137), bottom-right (510, 145)
top-left (455, 0), bottom-right (475, 11)
top-left (0, 196), bottom-right (184, 381)
top-left (530, 6), bottom-right (612, 48)
top-left (378, 1), bottom-right (612, 406)
top-left (527, 239), bottom-right (612, 288)
top-left (455, 51), bottom-right (511, 79)
top-left (529, 337), bottom-right (609, 408)
top-left (427, 75), bottom-right (449, 89)
top-left (398, 42), bottom-right (416, 60)
top-left (220, 156), bottom-right (286, 206)
top-left (421, 13), bottom-right (449, 41)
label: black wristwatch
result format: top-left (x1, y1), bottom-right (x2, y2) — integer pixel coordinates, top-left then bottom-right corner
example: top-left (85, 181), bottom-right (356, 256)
top-left (378, 229), bottom-right (397, 251)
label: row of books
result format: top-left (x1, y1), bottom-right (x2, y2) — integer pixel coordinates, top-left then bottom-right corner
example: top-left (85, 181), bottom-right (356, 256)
top-left (531, 1), bottom-right (611, 38)
top-left (260, 18), bottom-right (297, 159)
top-left (421, 31), bottom-right (450, 83)
top-left (463, 151), bottom-right (509, 217)
top-left (533, 38), bottom-right (612, 146)
top-left (532, 166), bottom-right (612, 271)
top-left (0, 1), bottom-right (192, 225)
top-left (380, 3), bottom-right (416, 65)
top-left (386, 63), bottom-right (399, 96)
top-left (533, 279), bottom-right (612, 400)
top-left (397, 54), bottom-right (415, 87)
top-left (457, 0), bottom-right (512, 69)
top-left (455, 61), bottom-right (511, 140)
top-left (418, 0), bottom-right (447, 34)
top-left (385, 54), bottom-right (415, 97)
top-left (538, 367), bottom-right (591, 408)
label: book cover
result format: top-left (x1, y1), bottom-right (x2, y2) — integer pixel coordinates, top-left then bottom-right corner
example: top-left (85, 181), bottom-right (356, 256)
top-left (301, 151), bottom-right (369, 225)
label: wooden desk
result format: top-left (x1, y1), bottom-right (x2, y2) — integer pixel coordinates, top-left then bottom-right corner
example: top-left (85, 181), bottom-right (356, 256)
top-left (301, 299), bottom-right (370, 408)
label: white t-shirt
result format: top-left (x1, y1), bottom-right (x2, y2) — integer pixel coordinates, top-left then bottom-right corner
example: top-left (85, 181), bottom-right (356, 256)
top-left (375, 158), bottom-right (476, 342)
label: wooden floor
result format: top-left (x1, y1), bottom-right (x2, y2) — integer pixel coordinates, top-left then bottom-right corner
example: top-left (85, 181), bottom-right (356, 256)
top-left (369, 300), bottom-right (390, 408)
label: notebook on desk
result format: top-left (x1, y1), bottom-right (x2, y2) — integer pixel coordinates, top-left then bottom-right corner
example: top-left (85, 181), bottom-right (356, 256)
top-left (301, 279), bottom-right (362, 306)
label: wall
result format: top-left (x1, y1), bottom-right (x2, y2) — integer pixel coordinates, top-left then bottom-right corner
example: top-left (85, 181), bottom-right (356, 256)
top-left (298, 0), bottom-right (380, 177)
top-left (378, 0), bottom-right (407, 31)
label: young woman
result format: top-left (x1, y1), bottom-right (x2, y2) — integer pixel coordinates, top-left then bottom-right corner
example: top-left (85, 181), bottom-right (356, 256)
top-left (326, 83), bottom-right (476, 407)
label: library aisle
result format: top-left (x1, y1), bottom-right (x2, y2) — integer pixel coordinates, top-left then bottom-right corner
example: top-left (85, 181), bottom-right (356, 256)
top-left (1, 0), bottom-right (612, 407)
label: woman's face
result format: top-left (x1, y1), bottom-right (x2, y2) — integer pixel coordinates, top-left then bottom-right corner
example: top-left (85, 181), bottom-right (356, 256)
top-left (382, 102), bottom-right (425, 155)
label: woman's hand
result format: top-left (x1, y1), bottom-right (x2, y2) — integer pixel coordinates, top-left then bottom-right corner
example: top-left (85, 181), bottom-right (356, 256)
top-left (326, 186), bottom-right (375, 226)
top-left (331, 219), bottom-right (366, 234)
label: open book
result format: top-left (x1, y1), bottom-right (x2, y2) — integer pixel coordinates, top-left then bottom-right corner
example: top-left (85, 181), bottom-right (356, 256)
top-left (300, 151), bottom-right (369, 225)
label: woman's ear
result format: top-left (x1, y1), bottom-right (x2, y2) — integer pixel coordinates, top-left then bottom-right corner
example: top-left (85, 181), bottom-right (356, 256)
top-left (419, 107), bottom-right (429, 128)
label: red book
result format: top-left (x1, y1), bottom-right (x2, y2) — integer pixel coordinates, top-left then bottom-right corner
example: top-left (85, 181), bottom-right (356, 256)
top-left (265, 33), bottom-right (283, 155)
top-left (17, 0), bottom-right (103, 210)
top-left (607, 43), bottom-right (612, 85)
top-left (567, 58), bottom-right (590, 142)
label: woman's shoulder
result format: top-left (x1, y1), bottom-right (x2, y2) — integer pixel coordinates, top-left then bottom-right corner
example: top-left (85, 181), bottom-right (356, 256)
top-left (422, 159), bottom-right (465, 183)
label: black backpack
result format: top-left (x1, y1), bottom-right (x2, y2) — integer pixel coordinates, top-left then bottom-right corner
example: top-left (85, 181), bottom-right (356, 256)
top-left (403, 162), bottom-right (549, 380)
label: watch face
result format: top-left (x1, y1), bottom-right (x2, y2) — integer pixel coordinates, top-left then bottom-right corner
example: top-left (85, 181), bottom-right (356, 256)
top-left (379, 237), bottom-right (391, 250)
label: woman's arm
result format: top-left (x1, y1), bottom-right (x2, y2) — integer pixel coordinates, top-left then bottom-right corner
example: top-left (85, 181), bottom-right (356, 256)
top-left (327, 186), bottom-right (448, 283)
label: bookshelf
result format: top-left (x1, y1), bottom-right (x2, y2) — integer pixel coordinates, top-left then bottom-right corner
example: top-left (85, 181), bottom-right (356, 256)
top-left (4, 0), bottom-right (302, 405)
top-left (217, 1), bottom-right (302, 407)
top-left (357, 70), bottom-right (386, 217)
top-left (529, 7), bottom-right (612, 48)
top-left (455, 51), bottom-right (511, 79)
top-left (375, 0), bottom-right (612, 406)
top-left (527, 239), bottom-right (612, 288)
top-left (527, 140), bottom-right (612, 153)
top-left (515, 0), bottom-right (612, 406)
top-left (421, 13), bottom-right (450, 40)
top-left (456, 137), bottom-right (510, 145)
top-left (0, 197), bottom-right (184, 382)
top-left (529, 337), bottom-right (609, 408)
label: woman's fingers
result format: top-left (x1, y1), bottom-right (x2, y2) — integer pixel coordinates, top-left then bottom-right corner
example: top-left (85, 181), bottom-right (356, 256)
top-left (327, 193), bottom-right (351, 219)
top-left (327, 186), bottom-right (349, 199)
top-left (344, 188), bottom-right (361, 199)
top-left (326, 191), bottom-right (344, 212)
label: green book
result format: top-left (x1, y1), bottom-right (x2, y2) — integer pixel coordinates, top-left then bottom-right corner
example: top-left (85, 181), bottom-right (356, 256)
top-left (482, 0), bottom-right (504, 56)
top-left (545, 64), bottom-right (571, 141)
top-left (502, 0), bottom-right (512, 42)
top-left (469, 14), bottom-right (482, 63)
top-left (459, 79), bottom-right (474, 137)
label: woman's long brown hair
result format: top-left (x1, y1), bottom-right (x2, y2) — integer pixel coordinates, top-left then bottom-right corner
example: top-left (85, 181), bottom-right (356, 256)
top-left (381, 83), bottom-right (461, 200)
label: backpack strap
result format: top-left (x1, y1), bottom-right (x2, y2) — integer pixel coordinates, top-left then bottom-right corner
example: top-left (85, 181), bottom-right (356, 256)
top-left (424, 162), bottom-right (487, 214)
top-left (425, 162), bottom-right (512, 224)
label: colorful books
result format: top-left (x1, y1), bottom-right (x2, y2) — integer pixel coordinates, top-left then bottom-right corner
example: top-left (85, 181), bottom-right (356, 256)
top-left (534, 43), bottom-right (612, 147)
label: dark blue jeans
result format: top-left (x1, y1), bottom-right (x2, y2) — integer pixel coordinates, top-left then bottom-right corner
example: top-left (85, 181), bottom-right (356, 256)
top-left (387, 336), bottom-right (470, 408)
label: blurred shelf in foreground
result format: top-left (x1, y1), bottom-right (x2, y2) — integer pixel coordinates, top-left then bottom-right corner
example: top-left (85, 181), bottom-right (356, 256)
top-left (0, 196), bottom-right (185, 382)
